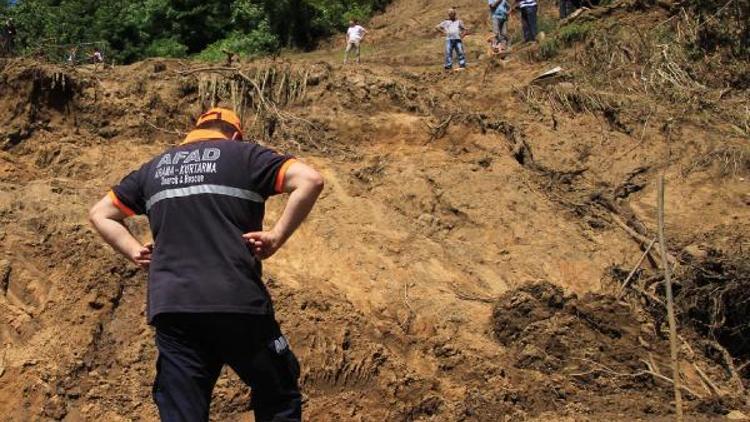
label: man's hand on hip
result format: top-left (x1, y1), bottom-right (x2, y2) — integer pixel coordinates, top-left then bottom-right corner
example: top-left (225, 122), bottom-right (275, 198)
top-left (243, 231), bottom-right (282, 260)
top-left (132, 243), bottom-right (153, 269)
top-left (242, 160), bottom-right (324, 261)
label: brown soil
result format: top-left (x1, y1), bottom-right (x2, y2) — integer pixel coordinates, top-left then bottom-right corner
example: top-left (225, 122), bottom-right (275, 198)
top-left (1, 0), bottom-right (749, 420)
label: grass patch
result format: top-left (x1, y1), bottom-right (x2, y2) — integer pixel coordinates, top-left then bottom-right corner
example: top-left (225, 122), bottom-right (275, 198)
top-left (558, 22), bottom-right (594, 45)
top-left (537, 38), bottom-right (560, 60)
top-left (533, 22), bottom-right (593, 60)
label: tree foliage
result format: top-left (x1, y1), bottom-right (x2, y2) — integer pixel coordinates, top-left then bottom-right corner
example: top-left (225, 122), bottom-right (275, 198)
top-left (685, 0), bottom-right (750, 58)
top-left (1, 0), bottom-right (389, 62)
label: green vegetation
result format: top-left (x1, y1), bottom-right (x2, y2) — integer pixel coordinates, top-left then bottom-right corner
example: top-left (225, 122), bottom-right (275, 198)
top-left (685, 0), bottom-right (749, 59)
top-left (558, 22), bottom-right (593, 45)
top-left (0, 0), bottom-right (391, 63)
top-left (537, 38), bottom-right (560, 60)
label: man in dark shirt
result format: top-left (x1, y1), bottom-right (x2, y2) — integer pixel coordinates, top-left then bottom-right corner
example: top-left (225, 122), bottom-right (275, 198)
top-left (89, 108), bottom-right (324, 421)
top-left (2, 18), bottom-right (16, 55)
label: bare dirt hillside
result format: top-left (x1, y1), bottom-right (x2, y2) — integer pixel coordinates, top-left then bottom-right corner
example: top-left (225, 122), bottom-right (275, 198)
top-left (1, 0), bottom-right (749, 420)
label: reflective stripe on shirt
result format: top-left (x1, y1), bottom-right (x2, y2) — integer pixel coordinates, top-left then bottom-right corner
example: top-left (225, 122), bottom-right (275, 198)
top-left (145, 184), bottom-right (265, 211)
top-left (519, 0), bottom-right (537, 8)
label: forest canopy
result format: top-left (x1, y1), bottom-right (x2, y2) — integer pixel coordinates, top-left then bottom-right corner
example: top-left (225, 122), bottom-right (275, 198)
top-left (0, 0), bottom-right (390, 63)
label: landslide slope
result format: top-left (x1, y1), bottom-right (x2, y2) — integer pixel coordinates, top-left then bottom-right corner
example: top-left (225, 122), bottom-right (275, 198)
top-left (0, 0), bottom-right (748, 420)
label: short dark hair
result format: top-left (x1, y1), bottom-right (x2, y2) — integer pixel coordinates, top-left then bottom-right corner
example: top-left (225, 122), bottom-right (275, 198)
top-left (196, 119), bottom-right (243, 140)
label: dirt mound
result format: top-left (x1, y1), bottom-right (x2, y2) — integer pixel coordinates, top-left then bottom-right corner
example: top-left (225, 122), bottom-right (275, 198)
top-left (494, 282), bottom-right (653, 378)
top-left (493, 282), bottom-right (747, 417)
top-left (678, 248), bottom-right (750, 370)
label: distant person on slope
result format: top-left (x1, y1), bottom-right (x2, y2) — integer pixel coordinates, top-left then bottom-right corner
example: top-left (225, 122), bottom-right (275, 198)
top-left (3, 18), bottom-right (16, 55)
top-left (488, 0), bottom-right (512, 51)
top-left (66, 46), bottom-right (78, 66)
top-left (344, 19), bottom-right (368, 65)
top-left (91, 48), bottom-right (104, 64)
top-left (517, 0), bottom-right (539, 43)
top-left (91, 47), bottom-right (105, 70)
top-left (89, 108), bottom-right (324, 422)
top-left (559, 0), bottom-right (582, 19)
top-left (436, 8), bottom-right (467, 71)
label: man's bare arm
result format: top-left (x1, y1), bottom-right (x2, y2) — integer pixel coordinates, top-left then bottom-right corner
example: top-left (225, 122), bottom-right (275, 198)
top-left (242, 161), bottom-right (324, 259)
top-left (89, 196), bottom-right (152, 268)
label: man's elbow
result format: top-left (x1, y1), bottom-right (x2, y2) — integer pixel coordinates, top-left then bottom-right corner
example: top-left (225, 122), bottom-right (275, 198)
top-left (308, 172), bottom-right (325, 194)
top-left (88, 206), bottom-right (102, 228)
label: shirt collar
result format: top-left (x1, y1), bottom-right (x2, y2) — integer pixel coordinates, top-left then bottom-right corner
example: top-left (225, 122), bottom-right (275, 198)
top-left (181, 129), bottom-right (230, 145)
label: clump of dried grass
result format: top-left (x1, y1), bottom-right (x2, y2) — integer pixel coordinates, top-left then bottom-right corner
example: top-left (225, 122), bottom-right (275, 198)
top-left (576, 23), bottom-right (711, 106)
top-left (681, 144), bottom-right (750, 177)
top-left (518, 83), bottom-right (626, 116)
top-left (182, 63), bottom-right (332, 151)
top-left (573, 8), bottom-right (750, 136)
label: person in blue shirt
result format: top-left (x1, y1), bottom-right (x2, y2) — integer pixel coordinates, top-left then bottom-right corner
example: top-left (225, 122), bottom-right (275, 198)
top-left (488, 0), bottom-right (511, 50)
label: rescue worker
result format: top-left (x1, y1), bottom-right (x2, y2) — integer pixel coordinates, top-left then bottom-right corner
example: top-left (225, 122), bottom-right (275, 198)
top-left (89, 108), bottom-right (324, 421)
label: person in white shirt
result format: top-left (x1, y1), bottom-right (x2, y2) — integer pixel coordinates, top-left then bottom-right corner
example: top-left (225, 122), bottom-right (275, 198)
top-left (344, 20), bottom-right (368, 65)
top-left (435, 9), bottom-right (468, 70)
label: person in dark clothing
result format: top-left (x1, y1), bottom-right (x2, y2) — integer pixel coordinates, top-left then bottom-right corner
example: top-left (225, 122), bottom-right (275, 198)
top-left (3, 18), bottom-right (16, 55)
top-left (518, 0), bottom-right (538, 43)
top-left (559, 0), bottom-right (582, 19)
top-left (89, 108), bottom-right (324, 422)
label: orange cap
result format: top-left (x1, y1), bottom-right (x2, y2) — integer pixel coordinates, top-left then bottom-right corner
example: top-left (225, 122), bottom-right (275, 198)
top-left (195, 107), bottom-right (243, 135)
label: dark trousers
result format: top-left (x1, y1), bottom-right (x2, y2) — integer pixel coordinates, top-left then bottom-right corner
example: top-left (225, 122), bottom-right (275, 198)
top-left (521, 6), bottom-right (538, 43)
top-left (152, 313), bottom-right (302, 422)
top-left (560, 0), bottom-right (582, 19)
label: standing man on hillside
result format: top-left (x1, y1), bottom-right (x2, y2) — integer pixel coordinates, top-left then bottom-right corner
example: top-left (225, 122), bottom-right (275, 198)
top-left (436, 8), bottom-right (468, 71)
top-left (344, 19), bottom-right (368, 65)
top-left (488, 0), bottom-right (512, 51)
top-left (2, 18), bottom-right (16, 55)
top-left (518, 0), bottom-right (539, 43)
top-left (89, 108), bottom-right (324, 421)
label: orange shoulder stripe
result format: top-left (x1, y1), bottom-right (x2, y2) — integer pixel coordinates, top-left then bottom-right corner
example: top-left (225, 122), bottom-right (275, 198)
top-left (274, 159), bottom-right (298, 193)
top-left (108, 190), bottom-right (136, 217)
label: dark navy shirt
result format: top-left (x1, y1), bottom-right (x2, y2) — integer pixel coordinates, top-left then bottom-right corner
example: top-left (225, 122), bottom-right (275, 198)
top-left (110, 134), bottom-right (295, 323)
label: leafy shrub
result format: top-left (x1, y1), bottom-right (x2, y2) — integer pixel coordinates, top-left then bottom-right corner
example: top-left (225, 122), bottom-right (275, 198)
top-left (197, 22), bottom-right (280, 62)
top-left (535, 22), bottom-right (593, 60)
top-left (4, 0), bottom-right (392, 63)
top-left (685, 0), bottom-right (750, 58)
top-left (558, 22), bottom-right (594, 45)
top-left (145, 38), bottom-right (189, 58)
